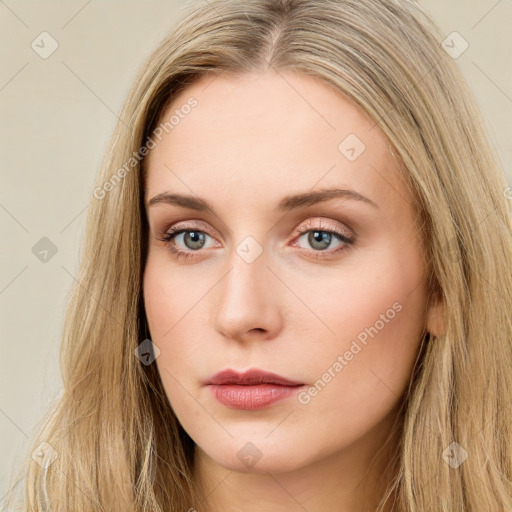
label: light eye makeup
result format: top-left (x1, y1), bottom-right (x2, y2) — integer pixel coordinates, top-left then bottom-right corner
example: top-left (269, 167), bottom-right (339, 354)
top-left (154, 217), bottom-right (356, 262)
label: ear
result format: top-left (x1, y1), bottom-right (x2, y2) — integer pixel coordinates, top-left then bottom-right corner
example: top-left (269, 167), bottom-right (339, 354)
top-left (425, 291), bottom-right (446, 337)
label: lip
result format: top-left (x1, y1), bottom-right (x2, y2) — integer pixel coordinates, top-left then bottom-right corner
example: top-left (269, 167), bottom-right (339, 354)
top-left (204, 368), bottom-right (305, 410)
top-left (204, 368), bottom-right (304, 386)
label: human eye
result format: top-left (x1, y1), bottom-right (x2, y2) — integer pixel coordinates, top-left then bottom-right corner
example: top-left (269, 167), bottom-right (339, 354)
top-left (291, 218), bottom-right (355, 260)
top-left (156, 221), bottom-right (219, 261)
top-left (156, 218), bottom-right (355, 262)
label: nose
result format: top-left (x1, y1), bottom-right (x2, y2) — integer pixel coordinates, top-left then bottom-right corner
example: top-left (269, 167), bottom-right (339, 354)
top-left (213, 241), bottom-right (283, 342)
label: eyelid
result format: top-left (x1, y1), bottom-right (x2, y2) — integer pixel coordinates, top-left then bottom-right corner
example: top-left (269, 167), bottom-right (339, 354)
top-left (294, 217), bottom-right (354, 241)
top-left (160, 217), bottom-right (353, 242)
top-left (162, 219), bottom-right (221, 240)
top-left (166, 218), bottom-right (214, 232)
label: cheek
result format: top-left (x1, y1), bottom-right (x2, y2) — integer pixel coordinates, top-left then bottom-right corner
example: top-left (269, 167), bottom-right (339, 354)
top-left (296, 301), bottom-right (423, 458)
top-left (142, 250), bottom-right (206, 339)
top-left (308, 245), bottom-right (426, 376)
top-left (142, 252), bottom-right (210, 399)
top-left (294, 247), bottom-right (427, 438)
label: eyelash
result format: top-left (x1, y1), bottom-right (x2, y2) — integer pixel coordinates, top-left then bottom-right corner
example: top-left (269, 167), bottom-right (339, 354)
top-left (156, 221), bottom-right (355, 262)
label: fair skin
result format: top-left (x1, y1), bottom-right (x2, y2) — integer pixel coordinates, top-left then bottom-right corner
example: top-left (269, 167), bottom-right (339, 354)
top-left (142, 70), bottom-right (441, 512)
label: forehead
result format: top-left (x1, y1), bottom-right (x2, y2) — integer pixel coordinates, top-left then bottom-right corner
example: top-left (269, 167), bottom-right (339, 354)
top-left (144, 70), bottom-right (406, 215)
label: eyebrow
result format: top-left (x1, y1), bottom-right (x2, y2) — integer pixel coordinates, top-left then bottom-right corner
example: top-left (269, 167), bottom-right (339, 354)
top-left (147, 187), bottom-right (378, 212)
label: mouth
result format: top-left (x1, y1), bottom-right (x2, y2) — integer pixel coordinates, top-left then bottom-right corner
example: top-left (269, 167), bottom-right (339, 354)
top-left (204, 368), bottom-right (305, 410)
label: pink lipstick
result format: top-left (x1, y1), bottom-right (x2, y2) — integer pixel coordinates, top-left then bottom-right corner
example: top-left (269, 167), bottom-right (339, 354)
top-left (204, 368), bottom-right (305, 410)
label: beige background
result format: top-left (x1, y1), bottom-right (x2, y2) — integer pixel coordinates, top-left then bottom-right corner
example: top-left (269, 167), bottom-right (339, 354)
top-left (1, 0), bottom-right (511, 503)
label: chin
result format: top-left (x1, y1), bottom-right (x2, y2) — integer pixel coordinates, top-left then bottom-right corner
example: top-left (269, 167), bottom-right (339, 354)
top-left (197, 435), bottom-right (314, 475)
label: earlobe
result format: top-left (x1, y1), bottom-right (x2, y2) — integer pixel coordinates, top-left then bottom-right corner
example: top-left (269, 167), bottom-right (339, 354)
top-left (426, 292), bottom-right (446, 337)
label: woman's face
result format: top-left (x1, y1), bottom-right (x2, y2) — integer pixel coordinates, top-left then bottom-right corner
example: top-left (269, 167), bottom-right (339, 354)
top-left (143, 70), bottom-right (437, 476)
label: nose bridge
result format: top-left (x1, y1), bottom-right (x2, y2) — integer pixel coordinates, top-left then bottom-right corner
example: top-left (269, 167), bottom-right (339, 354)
top-left (230, 236), bottom-right (268, 291)
top-left (213, 235), bottom-right (281, 339)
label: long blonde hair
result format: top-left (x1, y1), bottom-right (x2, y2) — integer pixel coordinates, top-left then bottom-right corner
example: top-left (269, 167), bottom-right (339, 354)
top-left (6, 0), bottom-right (512, 510)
